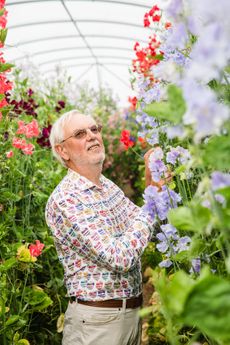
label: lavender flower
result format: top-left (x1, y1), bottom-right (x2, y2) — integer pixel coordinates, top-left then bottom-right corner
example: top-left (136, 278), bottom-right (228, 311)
top-left (159, 259), bottom-right (173, 268)
top-left (156, 223), bottom-right (192, 269)
top-left (161, 224), bottom-right (179, 240)
top-left (143, 186), bottom-right (168, 221)
top-left (211, 171), bottom-right (230, 191)
top-left (166, 146), bottom-right (191, 165)
top-left (190, 258), bottom-right (201, 274)
top-left (165, 125), bottom-right (185, 139)
top-left (175, 236), bottom-right (191, 252)
top-left (143, 84), bottom-right (162, 104)
top-left (182, 80), bottom-right (229, 141)
top-left (146, 132), bottom-right (159, 146)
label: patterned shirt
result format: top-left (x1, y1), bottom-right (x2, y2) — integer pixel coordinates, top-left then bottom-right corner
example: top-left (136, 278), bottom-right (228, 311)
top-left (45, 169), bottom-right (154, 301)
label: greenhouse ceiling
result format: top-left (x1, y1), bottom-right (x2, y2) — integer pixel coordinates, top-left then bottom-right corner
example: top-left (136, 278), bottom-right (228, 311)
top-left (5, 0), bottom-right (152, 106)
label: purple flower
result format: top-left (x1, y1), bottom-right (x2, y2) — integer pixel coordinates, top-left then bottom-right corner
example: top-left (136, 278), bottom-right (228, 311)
top-left (166, 146), bottom-right (191, 165)
top-left (165, 0), bottom-right (183, 20)
top-left (182, 79), bottom-right (229, 141)
top-left (211, 171), bottom-right (230, 191)
top-left (159, 259), bottom-right (173, 268)
top-left (156, 241), bottom-right (169, 253)
top-left (166, 125), bottom-right (185, 139)
top-left (146, 132), bottom-right (159, 146)
top-left (161, 224), bottom-right (179, 240)
top-left (143, 84), bottom-right (162, 104)
top-left (191, 258), bottom-right (201, 273)
top-left (175, 236), bottom-right (191, 252)
top-left (161, 186), bottom-right (182, 209)
top-left (143, 186), bottom-right (169, 221)
top-left (149, 159), bottom-right (167, 182)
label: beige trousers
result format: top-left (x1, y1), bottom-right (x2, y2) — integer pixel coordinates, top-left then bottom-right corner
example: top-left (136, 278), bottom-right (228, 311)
top-left (62, 300), bottom-right (142, 345)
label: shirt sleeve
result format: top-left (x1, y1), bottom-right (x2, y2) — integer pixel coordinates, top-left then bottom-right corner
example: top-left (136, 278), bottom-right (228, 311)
top-left (46, 191), bottom-right (155, 273)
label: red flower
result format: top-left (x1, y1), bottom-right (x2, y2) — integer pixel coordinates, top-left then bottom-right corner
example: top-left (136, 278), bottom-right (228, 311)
top-left (149, 5), bottom-right (160, 16)
top-left (143, 13), bottom-right (150, 27)
top-left (29, 240), bottom-right (45, 257)
top-left (152, 14), bottom-right (161, 22)
top-left (128, 96), bottom-right (137, 111)
top-left (165, 22), bottom-right (172, 29)
top-left (120, 130), bottom-right (135, 150)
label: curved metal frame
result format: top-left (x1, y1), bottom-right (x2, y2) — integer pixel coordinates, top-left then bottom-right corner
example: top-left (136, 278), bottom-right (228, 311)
top-left (39, 55), bottom-right (131, 66)
top-left (14, 45), bottom-right (134, 61)
top-left (6, 0), bottom-right (150, 9)
top-left (43, 61), bottom-right (130, 73)
top-left (7, 34), bottom-right (147, 47)
top-left (8, 19), bottom-right (145, 30)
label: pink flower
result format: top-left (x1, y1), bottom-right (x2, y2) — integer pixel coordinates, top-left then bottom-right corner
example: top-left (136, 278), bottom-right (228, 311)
top-left (12, 137), bottom-right (27, 149)
top-left (6, 150), bottom-right (14, 158)
top-left (29, 240), bottom-right (45, 257)
top-left (0, 98), bottom-right (7, 108)
top-left (0, 10), bottom-right (7, 28)
top-left (21, 143), bottom-right (34, 155)
top-left (0, 0), bottom-right (6, 10)
top-left (25, 119), bottom-right (40, 138)
top-left (16, 120), bottom-right (26, 135)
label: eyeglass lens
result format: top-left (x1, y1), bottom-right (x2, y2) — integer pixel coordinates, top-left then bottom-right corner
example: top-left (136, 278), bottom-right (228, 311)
top-left (73, 125), bottom-right (102, 139)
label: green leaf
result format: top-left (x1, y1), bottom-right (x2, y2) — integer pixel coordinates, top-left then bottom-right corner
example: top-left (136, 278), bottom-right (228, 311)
top-left (168, 207), bottom-right (195, 231)
top-left (167, 84), bottom-right (186, 121)
top-left (202, 135), bottom-right (230, 170)
top-left (0, 257), bottom-right (17, 272)
top-left (0, 62), bottom-right (14, 73)
top-left (157, 270), bottom-right (195, 316)
top-left (182, 274), bottom-right (230, 342)
top-left (0, 28), bottom-right (7, 44)
top-left (32, 296), bottom-right (53, 311)
top-left (172, 250), bottom-right (190, 263)
top-left (168, 204), bottom-right (212, 233)
top-left (24, 289), bottom-right (46, 306)
top-left (144, 85), bottom-right (186, 124)
top-left (144, 101), bottom-right (172, 121)
top-left (24, 288), bottom-right (53, 311)
top-left (5, 315), bottom-right (20, 327)
top-left (188, 238), bottom-right (206, 258)
top-left (17, 340), bottom-right (30, 345)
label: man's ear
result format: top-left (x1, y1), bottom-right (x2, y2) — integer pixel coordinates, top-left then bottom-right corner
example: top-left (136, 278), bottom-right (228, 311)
top-left (55, 144), bottom-right (70, 161)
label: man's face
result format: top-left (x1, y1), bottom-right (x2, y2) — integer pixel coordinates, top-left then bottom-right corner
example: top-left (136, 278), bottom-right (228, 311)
top-left (58, 114), bottom-right (105, 170)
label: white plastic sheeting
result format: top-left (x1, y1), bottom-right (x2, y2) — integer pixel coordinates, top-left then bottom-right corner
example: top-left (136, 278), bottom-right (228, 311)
top-left (5, 0), bottom-right (151, 105)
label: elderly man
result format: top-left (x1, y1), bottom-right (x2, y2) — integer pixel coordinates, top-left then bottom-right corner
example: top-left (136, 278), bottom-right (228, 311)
top-left (45, 110), bottom-right (155, 345)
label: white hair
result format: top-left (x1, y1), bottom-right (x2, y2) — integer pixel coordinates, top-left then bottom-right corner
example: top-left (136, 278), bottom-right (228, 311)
top-left (49, 109), bottom-right (87, 166)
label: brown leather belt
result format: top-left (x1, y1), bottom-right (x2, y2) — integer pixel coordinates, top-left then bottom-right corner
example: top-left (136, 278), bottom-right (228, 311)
top-left (70, 294), bottom-right (143, 309)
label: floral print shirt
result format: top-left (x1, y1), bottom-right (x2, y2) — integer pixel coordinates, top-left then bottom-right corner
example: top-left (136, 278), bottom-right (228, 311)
top-left (45, 169), bottom-right (154, 300)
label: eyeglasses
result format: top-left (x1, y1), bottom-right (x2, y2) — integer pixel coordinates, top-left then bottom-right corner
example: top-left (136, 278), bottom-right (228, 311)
top-left (60, 124), bottom-right (103, 143)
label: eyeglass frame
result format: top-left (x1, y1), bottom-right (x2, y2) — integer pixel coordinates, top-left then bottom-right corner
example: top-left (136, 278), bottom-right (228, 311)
top-left (59, 124), bottom-right (103, 144)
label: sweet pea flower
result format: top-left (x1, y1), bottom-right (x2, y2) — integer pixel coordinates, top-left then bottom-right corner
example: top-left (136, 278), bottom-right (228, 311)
top-left (120, 130), bottom-right (135, 150)
top-left (29, 240), bottom-right (45, 257)
top-left (21, 143), bottom-right (35, 155)
top-left (6, 150), bottom-right (13, 158)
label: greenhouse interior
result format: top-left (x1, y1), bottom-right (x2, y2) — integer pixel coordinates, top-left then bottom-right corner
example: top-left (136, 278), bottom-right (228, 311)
top-left (1, 0), bottom-right (230, 344)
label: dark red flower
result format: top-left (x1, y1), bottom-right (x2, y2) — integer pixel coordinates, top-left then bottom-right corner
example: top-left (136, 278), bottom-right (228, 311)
top-left (37, 124), bottom-right (52, 148)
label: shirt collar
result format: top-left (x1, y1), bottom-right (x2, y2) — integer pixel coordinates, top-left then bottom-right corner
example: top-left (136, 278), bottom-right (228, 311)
top-left (67, 168), bottom-right (106, 191)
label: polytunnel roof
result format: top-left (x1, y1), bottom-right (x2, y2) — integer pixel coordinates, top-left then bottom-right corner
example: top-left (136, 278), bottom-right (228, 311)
top-left (5, 0), bottom-right (151, 106)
